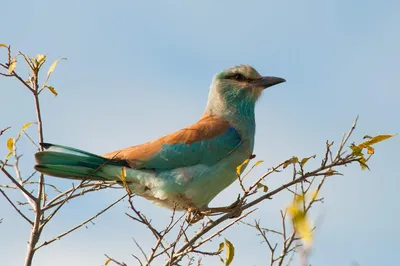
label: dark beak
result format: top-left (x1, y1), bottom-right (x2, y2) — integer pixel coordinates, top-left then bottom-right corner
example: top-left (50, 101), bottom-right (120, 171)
top-left (252, 76), bottom-right (286, 89)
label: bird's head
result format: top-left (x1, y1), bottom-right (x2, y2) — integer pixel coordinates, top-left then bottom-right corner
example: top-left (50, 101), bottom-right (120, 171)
top-left (205, 65), bottom-right (285, 117)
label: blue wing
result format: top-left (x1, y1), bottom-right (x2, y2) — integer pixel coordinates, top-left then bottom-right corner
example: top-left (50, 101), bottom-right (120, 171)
top-left (103, 115), bottom-right (243, 170)
top-left (143, 126), bottom-right (242, 169)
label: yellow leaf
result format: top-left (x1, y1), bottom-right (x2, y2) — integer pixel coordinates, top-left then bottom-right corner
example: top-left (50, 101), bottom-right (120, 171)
top-left (120, 167), bottom-right (126, 182)
top-left (42, 193), bottom-right (48, 201)
top-left (294, 215), bottom-right (312, 245)
top-left (47, 58), bottom-right (66, 76)
top-left (21, 122), bottom-right (34, 131)
top-left (7, 138), bottom-right (14, 151)
top-left (47, 86), bottom-right (58, 96)
top-left (236, 159), bottom-right (249, 176)
top-left (283, 156), bottom-right (298, 169)
top-left (287, 195), bottom-right (313, 245)
top-left (311, 189), bottom-right (319, 201)
top-left (36, 54), bottom-right (46, 66)
top-left (300, 155), bottom-right (316, 166)
top-left (367, 146), bottom-right (374, 155)
top-left (359, 134), bottom-right (396, 147)
top-left (104, 258), bottom-right (111, 265)
top-left (287, 205), bottom-right (300, 217)
top-left (8, 57), bottom-right (16, 74)
top-left (293, 194), bottom-right (305, 204)
top-left (0, 44), bottom-right (8, 48)
top-left (256, 183), bottom-right (268, 192)
top-left (217, 242), bottom-right (224, 253)
top-left (119, 167), bottom-right (132, 194)
top-left (350, 144), bottom-right (363, 157)
top-left (358, 156), bottom-right (369, 171)
top-left (254, 160), bottom-right (264, 167)
top-left (6, 151), bottom-right (13, 159)
top-left (6, 138), bottom-right (14, 159)
top-left (224, 238), bottom-right (235, 266)
top-left (324, 169), bottom-right (336, 176)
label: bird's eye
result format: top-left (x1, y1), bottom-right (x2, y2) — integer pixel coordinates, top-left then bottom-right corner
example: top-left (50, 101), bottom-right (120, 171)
top-left (232, 74), bottom-right (246, 81)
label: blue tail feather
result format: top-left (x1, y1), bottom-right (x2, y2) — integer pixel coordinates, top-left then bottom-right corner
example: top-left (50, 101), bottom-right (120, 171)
top-left (35, 143), bottom-right (128, 181)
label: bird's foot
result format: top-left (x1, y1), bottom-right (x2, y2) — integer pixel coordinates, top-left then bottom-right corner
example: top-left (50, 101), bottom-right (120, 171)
top-left (186, 207), bottom-right (204, 224)
top-left (185, 195), bottom-right (244, 223)
top-left (200, 195), bottom-right (243, 217)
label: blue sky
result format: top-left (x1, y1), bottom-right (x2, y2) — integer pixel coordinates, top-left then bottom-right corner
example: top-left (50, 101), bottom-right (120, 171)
top-left (1, 0), bottom-right (399, 265)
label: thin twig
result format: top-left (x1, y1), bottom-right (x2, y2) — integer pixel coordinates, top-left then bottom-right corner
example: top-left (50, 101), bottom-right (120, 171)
top-left (35, 195), bottom-right (126, 250)
top-left (0, 126), bottom-right (11, 136)
top-left (132, 237), bottom-right (149, 263)
top-left (1, 167), bottom-right (36, 203)
top-left (104, 254), bottom-right (128, 266)
top-left (0, 188), bottom-right (33, 225)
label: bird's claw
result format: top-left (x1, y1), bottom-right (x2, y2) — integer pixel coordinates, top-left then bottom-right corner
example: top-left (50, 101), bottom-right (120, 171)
top-left (186, 207), bottom-right (204, 224)
top-left (199, 194), bottom-right (243, 216)
top-left (185, 195), bottom-right (243, 223)
top-left (226, 194), bottom-right (241, 209)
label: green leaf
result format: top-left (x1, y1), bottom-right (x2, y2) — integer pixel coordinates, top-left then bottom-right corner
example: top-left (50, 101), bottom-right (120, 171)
top-left (47, 58), bottom-right (66, 76)
top-left (256, 183), bottom-right (268, 192)
top-left (224, 238), bottom-right (235, 266)
top-left (283, 156), bottom-right (298, 169)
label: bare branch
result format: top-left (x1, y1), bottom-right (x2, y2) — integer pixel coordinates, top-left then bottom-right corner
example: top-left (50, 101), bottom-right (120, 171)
top-left (35, 195), bottom-right (126, 250)
top-left (104, 254), bottom-right (128, 266)
top-left (1, 167), bottom-right (36, 203)
top-left (0, 126), bottom-right (11, 136)
top-left (0, 188), bottom-right (33, 225)
top-left (132, 237), bottom-right (149, 264)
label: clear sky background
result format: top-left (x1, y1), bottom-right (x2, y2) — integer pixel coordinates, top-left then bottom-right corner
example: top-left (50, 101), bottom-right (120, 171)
top-left (1, 0), bottom-right (399, 265)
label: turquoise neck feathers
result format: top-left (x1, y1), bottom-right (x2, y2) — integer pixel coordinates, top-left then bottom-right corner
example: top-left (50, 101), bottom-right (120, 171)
top-left (204, 65), bottom-right (261, 136)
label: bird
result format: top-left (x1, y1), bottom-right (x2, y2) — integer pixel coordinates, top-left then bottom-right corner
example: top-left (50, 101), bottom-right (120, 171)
top-left (34, 65), bottom-right (285, 212)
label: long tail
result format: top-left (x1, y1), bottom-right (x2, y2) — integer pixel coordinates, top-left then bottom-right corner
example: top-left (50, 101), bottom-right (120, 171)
top-left (35, 143), bottom-right (148, 182)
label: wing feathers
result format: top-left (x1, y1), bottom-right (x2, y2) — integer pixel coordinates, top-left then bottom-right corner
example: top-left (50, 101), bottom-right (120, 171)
top-left (103, 115), bottom-right (240, 169)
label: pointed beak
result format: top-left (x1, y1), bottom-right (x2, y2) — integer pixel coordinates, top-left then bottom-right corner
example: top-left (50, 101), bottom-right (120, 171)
top-left (252, 76), bottom-right (286, 89)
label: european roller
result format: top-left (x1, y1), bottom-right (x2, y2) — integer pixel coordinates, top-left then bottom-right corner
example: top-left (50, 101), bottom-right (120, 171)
top-left (34, 65), bottom-right (285, 211)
